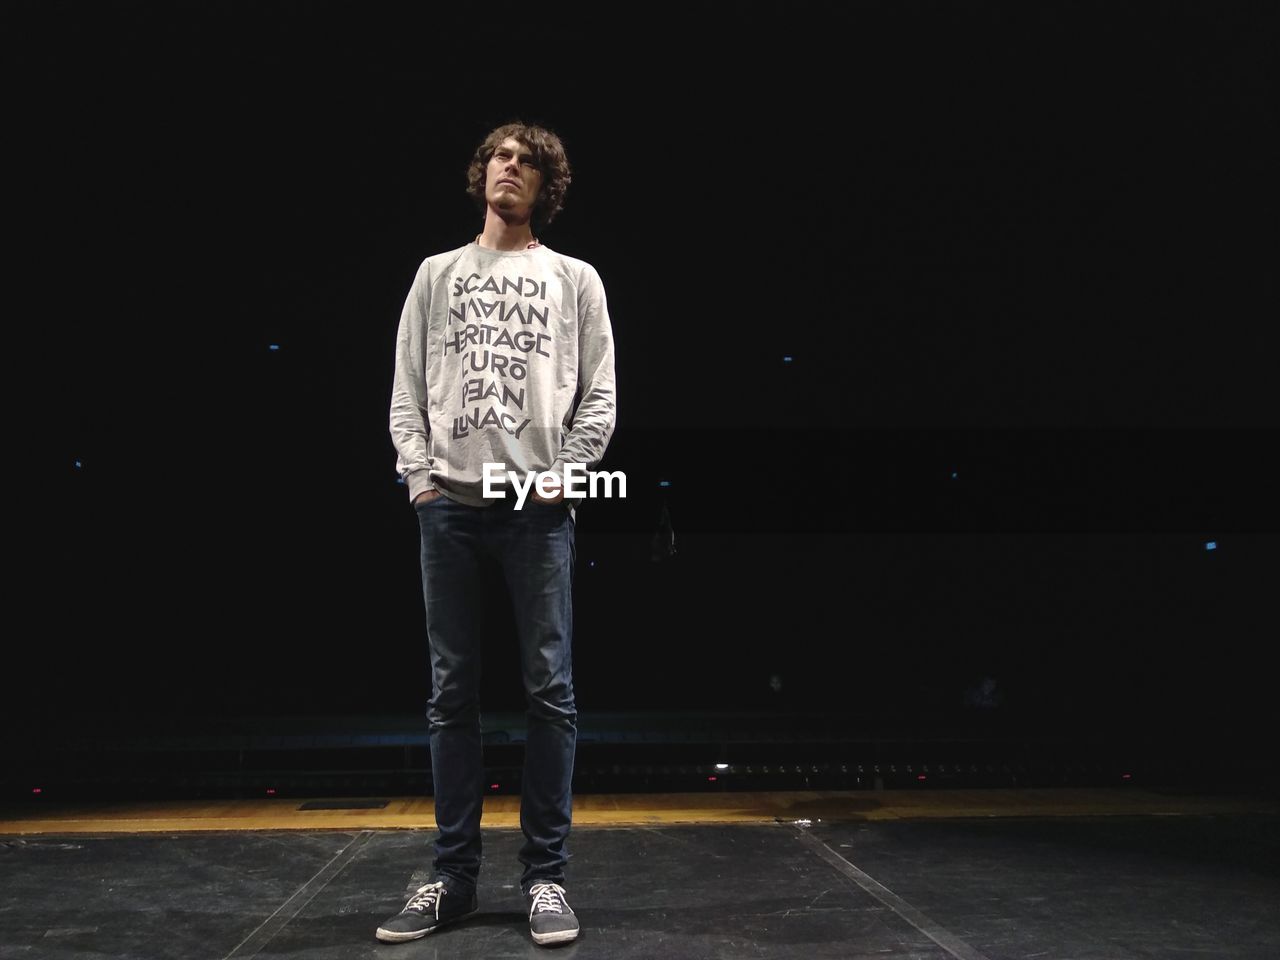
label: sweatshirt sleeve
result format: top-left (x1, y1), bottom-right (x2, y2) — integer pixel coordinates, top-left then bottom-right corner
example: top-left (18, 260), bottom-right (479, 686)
top-left (389, 261), bottom-right (437, 503)
top-left (551, 263), bottom-right (617, 492)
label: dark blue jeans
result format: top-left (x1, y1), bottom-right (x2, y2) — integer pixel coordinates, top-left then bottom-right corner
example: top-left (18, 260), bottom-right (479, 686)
top-left (415, 493), bottom-right (576, 897)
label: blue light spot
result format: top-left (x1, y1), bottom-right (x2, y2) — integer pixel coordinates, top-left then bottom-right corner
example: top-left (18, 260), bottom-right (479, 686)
top-left (589, 560), bottom-right (596, 568)
top-left (74, 460), bottom-right (82, 469)
top-left (659, 480), bottom-right (671, 487)
top-left (269, 344), bottom-right (280, 351)
top-left (1205, 541), bottom-right (1217, 551)
top-left (783, 355), bottom-right (793, 363)
top-left (951, 472), bottom-right (958, 479)
top-left (396, 477), bottom-right (405, 485)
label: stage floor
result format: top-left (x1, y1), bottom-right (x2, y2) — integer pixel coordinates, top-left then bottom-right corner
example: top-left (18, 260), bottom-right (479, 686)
top-left (2, 790), bottom-right (1278, 958)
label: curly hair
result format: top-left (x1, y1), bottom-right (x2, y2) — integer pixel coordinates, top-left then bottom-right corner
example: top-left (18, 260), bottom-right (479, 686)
top-left (466, 121), bottom-right (572, 232)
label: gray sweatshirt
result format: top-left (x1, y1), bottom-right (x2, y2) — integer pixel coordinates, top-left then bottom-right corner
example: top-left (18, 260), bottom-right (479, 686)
top-left (389, 241), bottom-right (617, 518)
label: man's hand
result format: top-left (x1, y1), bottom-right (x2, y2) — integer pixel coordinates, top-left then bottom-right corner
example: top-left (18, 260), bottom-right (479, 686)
top-left (529, 476), bottom-right (564, 504)
top-left (414, 489), bottom-right (444, 505)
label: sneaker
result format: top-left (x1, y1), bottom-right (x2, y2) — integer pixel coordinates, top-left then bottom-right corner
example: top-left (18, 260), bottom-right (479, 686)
top-left (375, 880), bottom-right (478, 942)
top-left (526, 881), bottom-right (580, 945)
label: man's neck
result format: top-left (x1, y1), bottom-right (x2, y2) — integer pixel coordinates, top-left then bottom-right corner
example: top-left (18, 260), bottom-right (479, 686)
top-left (477, 212), bottom-right (538, 251)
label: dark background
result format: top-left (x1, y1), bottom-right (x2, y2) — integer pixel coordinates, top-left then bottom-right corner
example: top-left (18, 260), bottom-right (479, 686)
top-left (9, 2), bottom-right (1277, 747)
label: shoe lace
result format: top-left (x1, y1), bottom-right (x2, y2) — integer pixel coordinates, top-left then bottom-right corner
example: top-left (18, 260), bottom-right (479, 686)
top-left (405, 881), bottom-right (446, 916)
top-left (529, 882), bottom-right (567, 916)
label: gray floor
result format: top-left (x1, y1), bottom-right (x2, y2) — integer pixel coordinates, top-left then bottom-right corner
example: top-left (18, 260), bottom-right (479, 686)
top-left (2, 816), bottom-right (1278, 958)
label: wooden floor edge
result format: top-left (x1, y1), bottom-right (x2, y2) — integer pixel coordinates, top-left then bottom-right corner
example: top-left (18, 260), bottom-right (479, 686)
top-left (2, 789), bottom-right (1277, 834)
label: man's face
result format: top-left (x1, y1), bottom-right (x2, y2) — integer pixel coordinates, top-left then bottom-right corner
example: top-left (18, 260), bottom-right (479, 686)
top-left (485, 137), bottom-right (543, 221)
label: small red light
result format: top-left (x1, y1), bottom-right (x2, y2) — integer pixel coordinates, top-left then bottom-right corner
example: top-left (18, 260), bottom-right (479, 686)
top-left (707, 776), bottom-right (717, 782)
top-left (1122, 773), bottom-right (1132, 780)
top-left (490, 783), bottom-right (499, 790)
top-left (32, 787), bottom-right (42, 795)
top-left (266, 788), bottom-right (276, 795)
top-left (917, 775), bottom-right (927, 781)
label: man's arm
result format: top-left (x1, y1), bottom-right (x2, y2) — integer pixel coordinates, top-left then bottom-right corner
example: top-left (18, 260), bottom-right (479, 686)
top-left (389, 261), bottom-right (438, 504)
top-left (546, 263), bottom-right (617, 498)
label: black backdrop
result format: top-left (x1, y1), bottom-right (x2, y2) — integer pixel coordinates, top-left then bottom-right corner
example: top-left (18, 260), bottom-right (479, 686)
top-left (10, 2), bottom-right (1276, 741)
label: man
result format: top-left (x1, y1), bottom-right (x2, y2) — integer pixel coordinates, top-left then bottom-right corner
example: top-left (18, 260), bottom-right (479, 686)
top-left (380, 121), bottom-right (617, 946)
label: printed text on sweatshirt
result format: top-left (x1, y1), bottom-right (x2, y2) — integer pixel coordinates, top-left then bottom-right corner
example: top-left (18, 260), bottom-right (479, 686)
top-left (389, 241), bottom-right (617, 513)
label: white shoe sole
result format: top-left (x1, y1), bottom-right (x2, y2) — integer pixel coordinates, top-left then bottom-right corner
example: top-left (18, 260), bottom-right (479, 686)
top-left (531, 925), bottom-right (581, 945)
top-left (375, 927), bottom-right (431, 943)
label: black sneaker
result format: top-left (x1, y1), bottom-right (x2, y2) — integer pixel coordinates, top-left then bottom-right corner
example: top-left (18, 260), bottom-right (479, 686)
top-left (526, 882), bottom-right (580, 945)
top-left (375, 880), bottom-right (478, 942)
